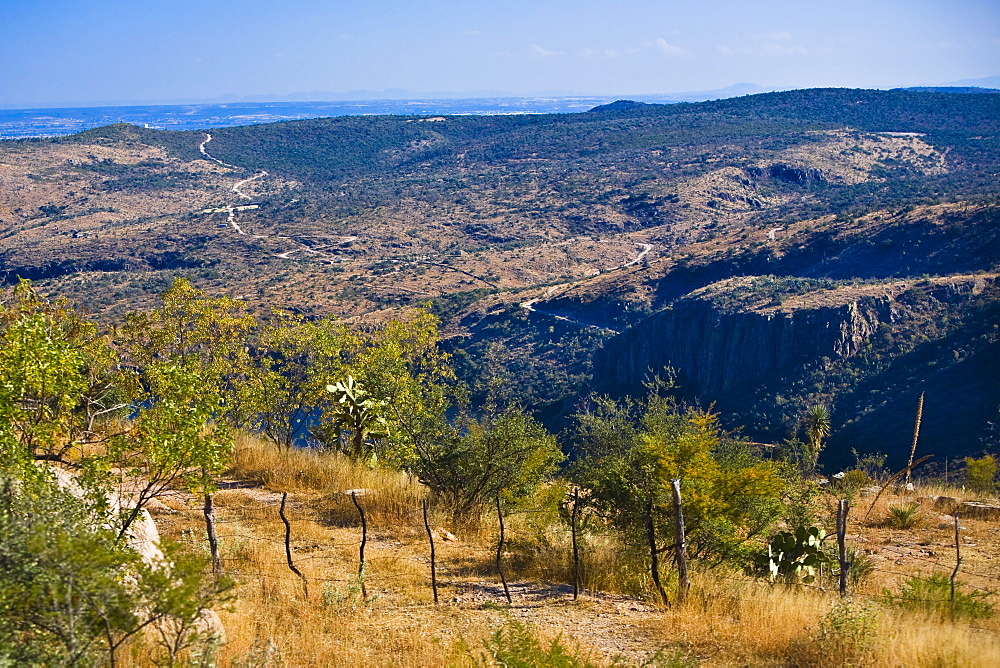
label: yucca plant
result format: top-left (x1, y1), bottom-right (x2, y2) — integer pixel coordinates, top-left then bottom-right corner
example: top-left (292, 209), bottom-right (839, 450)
top-left (846, 547), bottom-right (876, 587)
top-left (887, 502), bottom-right (921, 529)
top-left (802, 405), bottom-right (831, 474)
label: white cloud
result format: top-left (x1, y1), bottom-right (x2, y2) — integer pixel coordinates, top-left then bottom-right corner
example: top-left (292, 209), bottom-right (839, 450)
top-left (718, 40), bottom-right (807, 57)
top-left (530, 44), bottom-right (564, 57)
top-left (580, 48), bottom-right (620, 58)
top-left (760, 43), bottom-right (808, 56)
top-left (656, 38), bottom-right (691, 57)
top-left (465, 29), bottom-right (480, 36)
top-left (752, 32), bottom-right (792, 42)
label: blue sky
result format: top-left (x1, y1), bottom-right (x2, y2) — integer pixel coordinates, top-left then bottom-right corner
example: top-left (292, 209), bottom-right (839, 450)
top-left (2, 0), bottom-right (998, 107)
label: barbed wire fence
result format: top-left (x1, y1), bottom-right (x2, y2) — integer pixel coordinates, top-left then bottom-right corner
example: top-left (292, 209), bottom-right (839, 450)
top-left (167, 482), bottom-right (1000, 633)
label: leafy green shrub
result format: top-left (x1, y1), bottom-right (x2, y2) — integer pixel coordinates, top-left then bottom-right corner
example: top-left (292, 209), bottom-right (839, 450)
top-left (571, 387), bottom-right (784, 577)
top-left (851, 449), bottom-right (888, 483)
top-left (468, 617), bottom-right (599, 667)
top-left (781, 476), bottom-right (823, 530)
top-left (0, 474), bottom-right (231, 666)
top-left (883, 573), bottom-right (995, 620)
top-left (886, 502), bottom-right (921, 529)
top-left (815, 599), bottom-right (880, 663)
top-left (411, 409), bottom-right (563, 525)
top-left (964, 455), bottom-right (997, 494)
top-left (465, 617), bottom-right (692, 667)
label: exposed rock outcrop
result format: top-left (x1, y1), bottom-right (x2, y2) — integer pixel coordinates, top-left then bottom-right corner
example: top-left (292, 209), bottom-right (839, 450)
top-left (590, 274), bottom-right (998, 462)
top-left (595, 289), bottom-right (890, 398)
top-left (46, 466), bottom-right (226, 645)
top-left (747, 163), bottom-right (826, 185)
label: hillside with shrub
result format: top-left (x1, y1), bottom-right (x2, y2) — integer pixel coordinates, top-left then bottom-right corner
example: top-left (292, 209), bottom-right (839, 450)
top-left (2, 279), bottom-right (1000, 665)
top-left (0, 87), bottom-right (997, 465)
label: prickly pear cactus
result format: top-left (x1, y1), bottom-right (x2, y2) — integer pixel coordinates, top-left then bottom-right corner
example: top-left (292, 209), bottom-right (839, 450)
top-left (752, 526), bottom-right (832, 584)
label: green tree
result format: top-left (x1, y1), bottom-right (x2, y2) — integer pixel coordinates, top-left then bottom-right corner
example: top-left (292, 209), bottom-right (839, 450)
top-left (409, 410), bottom-right (563, 524)
top-left (118, 277), bottom-right (255, 426)
top-left (342, 310), bottom-right (452, 465)
top-left (964, 454), bottom-right (997, 494)
top-left (0, 280), bottom-right (136, 474)
top-left (104, 360), bottom-right (232, 540)
top-left (242, 312), bottom-right (357, 448)
top-left (0, 281), bottom-right (234, 665)
top-left (113, 279), bottom-right (242, 555)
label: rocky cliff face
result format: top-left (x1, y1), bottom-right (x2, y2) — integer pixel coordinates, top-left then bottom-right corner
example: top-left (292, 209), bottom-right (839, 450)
top-left (593, 275), bottom-right (999, 462)
top-left (596, 294), bottom-right (891, 398)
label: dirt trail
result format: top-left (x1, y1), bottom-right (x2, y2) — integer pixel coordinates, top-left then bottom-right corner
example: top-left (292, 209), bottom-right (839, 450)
top-left (199, 133), bottom-right (351, 259)
top-left (232, 170), bottom-right (268, 200)
top-left (199, 136), bottom-right (652, 283)
top-left (518, 240), bottom-right (655, 333)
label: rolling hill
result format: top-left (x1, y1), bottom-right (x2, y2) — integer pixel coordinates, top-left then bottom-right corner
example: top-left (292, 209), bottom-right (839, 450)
top-left (1, 87), bottom-right (997, 467)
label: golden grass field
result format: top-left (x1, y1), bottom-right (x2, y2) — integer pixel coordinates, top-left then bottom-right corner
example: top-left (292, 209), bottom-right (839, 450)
top-left (133, 434), bottom-right (1000, 667)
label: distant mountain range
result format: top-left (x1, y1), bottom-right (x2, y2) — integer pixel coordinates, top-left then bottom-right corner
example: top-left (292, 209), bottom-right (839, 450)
top-left (197, 82), bottom-right (777, 105)
top-left (0, 83), bottom-right (777, 111)
top-left (896, 87), bottom-right (999, 94)
top-left (0, 84), bottom-right (780, 140)
top-left (943, 75), bottom-right (1000, 89)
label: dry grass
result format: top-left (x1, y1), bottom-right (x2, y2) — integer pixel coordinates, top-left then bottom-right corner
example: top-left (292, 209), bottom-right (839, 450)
top-left (228, 432), bottom-right (427, 525)
top-left (135, 442), bottom-right (1000, 666)
top-left (651, 578), bottom-right (1000, 667)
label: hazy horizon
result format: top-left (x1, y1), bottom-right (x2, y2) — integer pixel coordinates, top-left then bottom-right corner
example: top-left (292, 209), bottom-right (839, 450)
top-left (2, 0), bottom-right (999, 109)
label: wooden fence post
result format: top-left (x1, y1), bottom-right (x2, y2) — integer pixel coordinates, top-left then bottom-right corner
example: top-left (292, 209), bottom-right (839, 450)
top-left (279, 492), bottom-right (309, 598)
top-left (422, 499), bottom-right (438, 604)
top-left (351, 491), bottom-right (368, 600)
top-left (496, 495), bottom-right (512, 604)
top-left (951, 513), bottom-right (962, 622)
top-left (671, 479), bottom-right (690, 603)
top-left (646, 494), bottom-right (670, 606)
top-left (837, 499), bottom-right (850, 598)
top-left (203, 493), bottom-right (222, 576)
top-left (571, 487), bottom-right (581, 601)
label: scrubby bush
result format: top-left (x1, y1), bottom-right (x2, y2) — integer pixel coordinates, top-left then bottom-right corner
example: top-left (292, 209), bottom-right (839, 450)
top-left (883, 573), bottom-right (995, 621)
top-left (0, 474), bottom-right (231, 666)
top-left (964, 455), bottom-right (997, 494)
top-left (814, 599), bottom-right (880, 664)
top-left (468, 617), bottom-right (599, 668)
top-left (832, 469), bottom-right (872, 500)
top-left (570, 381), bottom-right (785, 604)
